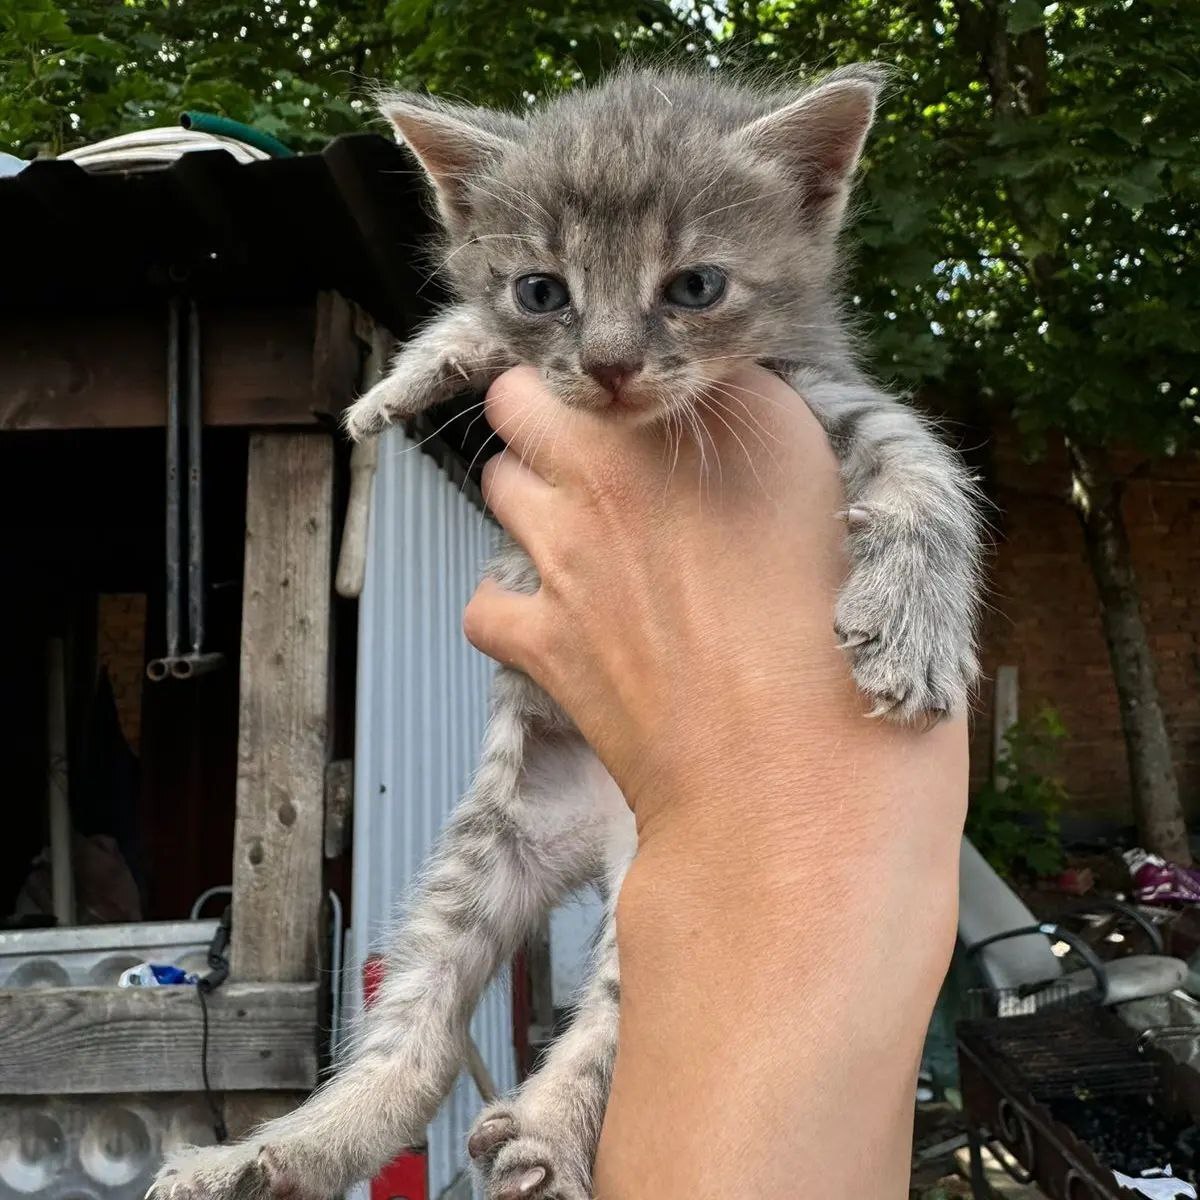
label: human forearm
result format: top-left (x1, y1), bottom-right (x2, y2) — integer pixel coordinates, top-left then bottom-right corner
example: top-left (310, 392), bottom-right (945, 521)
top-left (594, 717), bottom-right (967, 1198)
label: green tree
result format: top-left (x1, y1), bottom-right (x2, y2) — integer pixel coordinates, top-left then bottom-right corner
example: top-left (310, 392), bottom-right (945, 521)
top-left (777, 0), bottom-right (1198, 861)
top-left (3, 0), bottom-right (1196, 856)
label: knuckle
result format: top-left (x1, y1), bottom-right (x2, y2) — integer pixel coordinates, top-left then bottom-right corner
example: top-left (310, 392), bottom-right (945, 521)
top-left (461, 594), bottom-right (490, 650)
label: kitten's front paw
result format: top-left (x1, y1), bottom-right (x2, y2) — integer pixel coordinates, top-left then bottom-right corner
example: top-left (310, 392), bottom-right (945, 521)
top-left (147, 1138), bottom-right (344, 1200)
top-left (343, 368), bottom-right (411, 442)
top-left (342, 338), bottom-right (511, 443)
top-left (835, 506), bottom-right (978, 725)
top-left (468, 1108), bottom-right (591, 1200)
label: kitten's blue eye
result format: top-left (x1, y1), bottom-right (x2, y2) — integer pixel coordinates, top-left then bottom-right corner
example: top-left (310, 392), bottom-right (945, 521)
top-left (515, 274), bottom-right (570, 313)
top-left (665, 266), bottom-right (726, 309)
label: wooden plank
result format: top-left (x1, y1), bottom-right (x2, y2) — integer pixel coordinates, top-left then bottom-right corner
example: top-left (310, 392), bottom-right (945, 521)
top-left (335, 318), bottom-right (390, 600)
top-left (0, 983), bottom-right (318, 1095)
top-left (231, 433), bottom-right (333, 984)
top-left (0, 306), bottom-right (321, 430)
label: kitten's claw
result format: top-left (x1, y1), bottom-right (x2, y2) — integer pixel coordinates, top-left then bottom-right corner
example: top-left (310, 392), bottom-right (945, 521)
top-left (864, 694), bottom-right (945, 726)
top-left (343, 397), bottom-right (393, 443)
top-left (921, 707), bottom-right (949, 733)
top-left (469, 1107), bottom-right (591, 1200)
top-left (498, 1167), bottom-right (548, 1199)
top-left (837, 631), bottom-right (873, 650)
top-left (835, 506), bottom-right (872, 527)
top-left (865, 696), bottom-right (902, 720)
top-left (469, 1115), bottom-right (518, 1160)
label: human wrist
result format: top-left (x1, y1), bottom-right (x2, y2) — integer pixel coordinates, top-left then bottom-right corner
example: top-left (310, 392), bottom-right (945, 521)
top-left (614, 715), bottom-right (969, 979)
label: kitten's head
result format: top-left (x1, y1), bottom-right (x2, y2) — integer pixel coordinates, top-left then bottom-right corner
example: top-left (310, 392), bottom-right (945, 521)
top-left (381, 66), bottom-right (880, 422)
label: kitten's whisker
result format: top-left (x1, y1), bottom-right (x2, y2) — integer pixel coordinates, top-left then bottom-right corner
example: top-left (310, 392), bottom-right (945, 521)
top-left (420, 235), bottom-right (540, 291)
top-left (483, 176), bottom-right (554, 223)
top-left (705, 376), bottom-right (804, 418)
top-left (684, 187), bottom-right (793, 230)
top-left (464, 396), bottom-right (539, 482)
top-left (660, 407), bottom-right (683, 502)
top-left (681, 397), bottom-right (718, 512)
top-left (424, 360), bottom-right (509, 391)
top-left (525, 405), bottom-right (556, 476)
top-left (487, 396), bottom-right (559, 526)
top-left (451, 178), bottom-right (540, 226)
top-left (389, 399), bottom-right (489, 458)
top-left (698, 396), bottom-right (772, 497)
top-left (701, 387), bottom-right (781, 456)
top-left (702, 382), bottom-right (784, 448)
top-left (668, 173), bottom-right (724, 226)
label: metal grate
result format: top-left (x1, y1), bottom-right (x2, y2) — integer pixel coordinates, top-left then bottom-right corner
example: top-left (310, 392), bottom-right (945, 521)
top-left (961, 1007), bottom-right (1160, 1101)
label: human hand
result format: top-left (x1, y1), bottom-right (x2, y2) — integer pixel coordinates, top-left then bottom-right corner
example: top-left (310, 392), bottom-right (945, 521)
top-left (466, 363), bottom-right (968, 1198)
top-left (464, 362), bottom-right (861, 828)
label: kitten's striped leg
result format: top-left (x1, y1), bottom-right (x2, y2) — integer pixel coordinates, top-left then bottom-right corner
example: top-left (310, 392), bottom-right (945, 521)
top-left (149, 678), bottom-right (596, 1200)
top-left (343, 303), bottom-right (513, 441)
top-left (797, 370), bottom-right (982, 724)
top-left (469, 909), bottom-right (621, 1200)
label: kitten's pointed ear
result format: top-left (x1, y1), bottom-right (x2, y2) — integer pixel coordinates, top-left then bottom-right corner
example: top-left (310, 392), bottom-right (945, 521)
top-left (739, 67), bottom-right (882, 228)
top-left (380, 93), bottom-right (517, 228)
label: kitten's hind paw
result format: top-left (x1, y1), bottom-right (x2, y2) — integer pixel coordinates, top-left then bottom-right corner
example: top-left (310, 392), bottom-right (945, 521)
top-left (469, 1108), bottom-right (591, 1200)
top-left (146, 1138), bottom-right (344, 1200)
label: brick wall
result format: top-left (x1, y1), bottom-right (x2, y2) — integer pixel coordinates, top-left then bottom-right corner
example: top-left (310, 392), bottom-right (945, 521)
top-left (970, 430), bottom-right (1200, 828)
top-left (96, 593), bottom-right (146, 753)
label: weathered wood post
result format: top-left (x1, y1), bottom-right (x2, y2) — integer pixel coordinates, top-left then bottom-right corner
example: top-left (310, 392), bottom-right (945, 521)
top-left (227, 431), bottom-right (334, 1131)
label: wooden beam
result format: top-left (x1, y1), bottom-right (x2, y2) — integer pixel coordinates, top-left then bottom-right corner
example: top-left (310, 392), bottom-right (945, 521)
top-left (231, 432), bottom-right (333, 984)
top-left (0, 305), bottom-right (325, 431)
top-left (0, 983), bottom-right (318, 1095)
top-left (313, 291), bottom-right (364, 415)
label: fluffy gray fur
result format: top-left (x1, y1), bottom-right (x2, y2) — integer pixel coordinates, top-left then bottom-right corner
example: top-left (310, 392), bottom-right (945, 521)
top-left (149, 64), bottom-right (981, 1200)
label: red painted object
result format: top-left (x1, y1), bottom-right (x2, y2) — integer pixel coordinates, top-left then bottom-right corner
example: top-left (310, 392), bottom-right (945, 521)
top-left (363, 955), bottom-right (428, 1200)
top-left (510, 947), bottom-right (533, 1080)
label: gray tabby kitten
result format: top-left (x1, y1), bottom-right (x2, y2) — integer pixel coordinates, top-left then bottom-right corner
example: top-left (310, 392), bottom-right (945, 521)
top-left (150, 65), bottom-right (980, 1200)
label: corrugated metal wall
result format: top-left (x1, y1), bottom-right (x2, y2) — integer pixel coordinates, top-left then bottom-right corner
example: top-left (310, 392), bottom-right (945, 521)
top-left (349, 428), bottom-right (512, 1199)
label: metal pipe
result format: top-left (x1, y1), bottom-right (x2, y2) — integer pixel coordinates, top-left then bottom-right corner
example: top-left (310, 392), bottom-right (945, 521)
top-left (150, 297), bottom-right (224, 682)
top-left (186, 298), bottom-right (205, 655)
top-left (165, 297), bottom-right (183, 661)
top-left (328, 890), bottom-right (345, 1060)
top-left (169, 652), bottom-right (224, 680)
top-left (46, 637), bottom-right (74, 927)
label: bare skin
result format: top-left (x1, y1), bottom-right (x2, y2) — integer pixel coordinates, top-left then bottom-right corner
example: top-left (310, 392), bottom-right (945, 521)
top-left (465, 363), bottom-right (967, 1198)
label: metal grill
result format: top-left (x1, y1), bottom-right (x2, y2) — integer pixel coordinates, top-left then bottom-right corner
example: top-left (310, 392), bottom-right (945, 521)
top-left (963, 1008), bottom-right (1160, 1101)
top-left (958, 1005), bottom-right (1200, 1199)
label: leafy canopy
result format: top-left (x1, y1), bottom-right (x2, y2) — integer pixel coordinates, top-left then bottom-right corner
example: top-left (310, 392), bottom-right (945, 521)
top-left (3, 0), bottom-right (1196, 455)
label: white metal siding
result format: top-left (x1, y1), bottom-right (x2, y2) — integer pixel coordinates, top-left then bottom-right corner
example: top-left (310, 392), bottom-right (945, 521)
top-left (350, 429), bottom-right (511, 1199)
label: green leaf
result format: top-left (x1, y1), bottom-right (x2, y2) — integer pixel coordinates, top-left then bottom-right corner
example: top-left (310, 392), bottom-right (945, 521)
top-left (1007, 0), bottom-right (1045, 36)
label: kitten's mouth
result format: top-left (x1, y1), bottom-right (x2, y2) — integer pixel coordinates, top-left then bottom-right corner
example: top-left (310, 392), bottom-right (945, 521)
top-left (608, 388), bottom-right (650, 411)
top-left (559, 377), bottom-right (665, 421)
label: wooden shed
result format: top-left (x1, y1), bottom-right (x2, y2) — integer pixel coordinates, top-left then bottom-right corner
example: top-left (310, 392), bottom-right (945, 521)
top-left (0, 130), bottom-right (511, 1199)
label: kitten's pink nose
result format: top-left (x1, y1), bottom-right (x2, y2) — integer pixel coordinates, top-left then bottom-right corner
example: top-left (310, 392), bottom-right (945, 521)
top-left (583, 358), bottom-right (643, 396)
